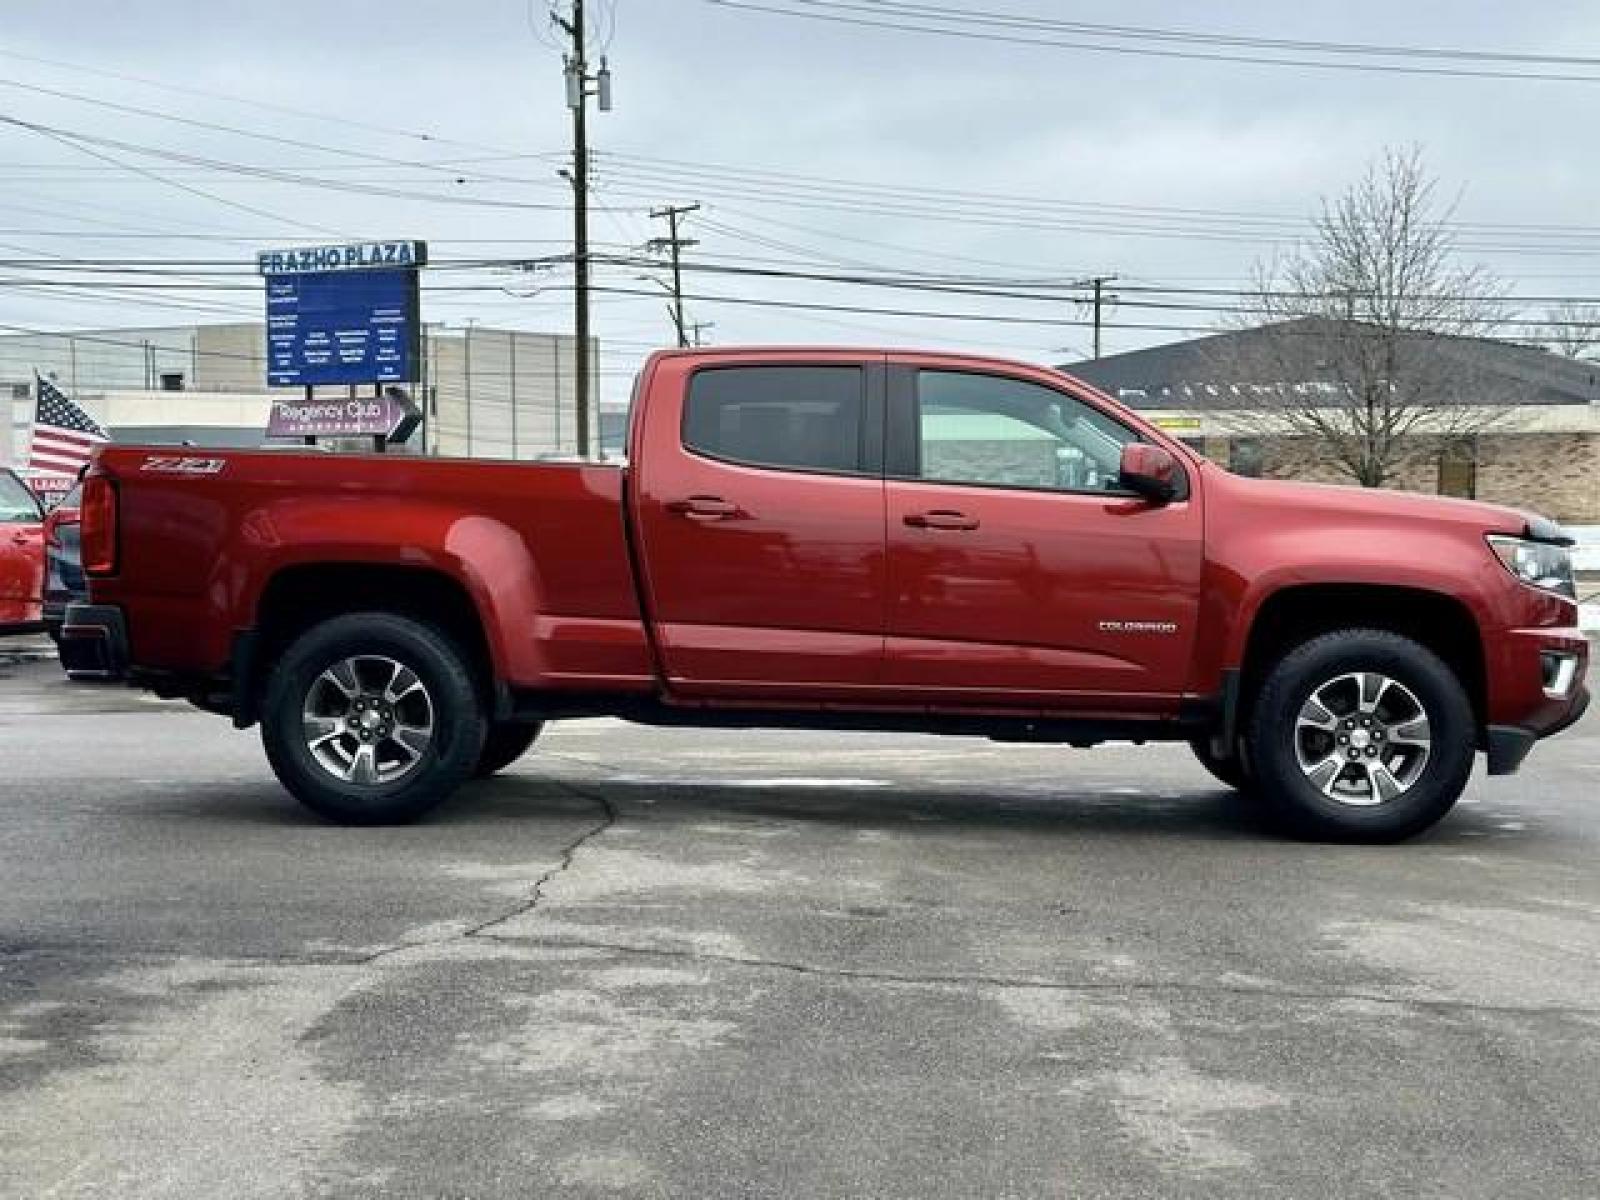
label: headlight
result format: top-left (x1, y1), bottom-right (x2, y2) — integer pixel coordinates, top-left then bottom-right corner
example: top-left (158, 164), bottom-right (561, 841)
top-left (1487, 535), bottom-right (1576, 600)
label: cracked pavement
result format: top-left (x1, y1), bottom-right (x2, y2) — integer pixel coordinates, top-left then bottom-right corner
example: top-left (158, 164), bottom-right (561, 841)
top-left (2, 655), bottom-right (1599, 1198)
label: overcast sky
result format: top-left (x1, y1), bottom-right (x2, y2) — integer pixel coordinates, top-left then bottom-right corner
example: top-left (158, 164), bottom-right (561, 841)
top-left (4, 0), bottom-right (1600, 401)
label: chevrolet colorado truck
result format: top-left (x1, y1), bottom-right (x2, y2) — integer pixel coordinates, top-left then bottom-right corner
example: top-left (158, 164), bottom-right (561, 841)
top-left (61, 348), bottom-right (1589, 840)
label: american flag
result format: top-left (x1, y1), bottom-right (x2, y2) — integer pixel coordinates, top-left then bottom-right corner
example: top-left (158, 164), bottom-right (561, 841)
top-left (29, 373), bottom-right (108, 476)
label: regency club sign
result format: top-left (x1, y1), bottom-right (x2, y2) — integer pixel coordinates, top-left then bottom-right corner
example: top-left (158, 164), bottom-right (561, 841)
top-left (267, 393), bottom-right (416, 439)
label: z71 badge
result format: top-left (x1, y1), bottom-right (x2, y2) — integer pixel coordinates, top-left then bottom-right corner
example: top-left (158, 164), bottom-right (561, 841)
top-left (139, 455), bottom-right (227, 475)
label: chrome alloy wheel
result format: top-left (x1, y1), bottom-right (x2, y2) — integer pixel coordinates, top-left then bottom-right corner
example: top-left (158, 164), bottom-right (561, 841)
top-left (301, 655), bottom-right (435, 785)
top-left (1293, 672), bottom-right (1432, 807)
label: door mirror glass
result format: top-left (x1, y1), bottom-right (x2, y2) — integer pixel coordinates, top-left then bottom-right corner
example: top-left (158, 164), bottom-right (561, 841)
top-left (1119, 444), bottom-right (1180, 503)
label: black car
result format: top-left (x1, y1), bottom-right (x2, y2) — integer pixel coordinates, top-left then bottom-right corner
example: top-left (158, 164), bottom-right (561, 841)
top-left (41, 480), bottom-right (85, 642)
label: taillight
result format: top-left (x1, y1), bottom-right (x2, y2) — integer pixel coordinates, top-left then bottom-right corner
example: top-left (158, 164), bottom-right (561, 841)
top-left (81, 476), bottom-right (118, 576)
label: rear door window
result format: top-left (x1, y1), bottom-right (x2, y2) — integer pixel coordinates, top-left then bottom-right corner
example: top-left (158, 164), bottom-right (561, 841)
top-left (684, 366), bottom-right (867, 475)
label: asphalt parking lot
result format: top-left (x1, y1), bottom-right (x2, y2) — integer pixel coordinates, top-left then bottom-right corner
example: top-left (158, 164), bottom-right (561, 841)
top-left (2, 650), bottom-right (1598, 1199)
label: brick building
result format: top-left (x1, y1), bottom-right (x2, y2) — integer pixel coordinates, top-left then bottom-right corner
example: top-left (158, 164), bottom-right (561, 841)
top-left (1066, 321), bottom-right (1600, 524)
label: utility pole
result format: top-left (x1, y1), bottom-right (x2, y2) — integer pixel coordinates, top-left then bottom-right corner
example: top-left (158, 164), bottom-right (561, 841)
top-left (647, 203), bottom-right (700, 348)
top-left (1087, 275), bottom-right (1117, 360)
top-left (553, 1), bottom-right (612, 456)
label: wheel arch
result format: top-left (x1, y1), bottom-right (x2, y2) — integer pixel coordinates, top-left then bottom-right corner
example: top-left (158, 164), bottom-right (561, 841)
top-left (241, 563), bottom-right (499, 727)
top-left (1235, 583), bottom-right (1487, 741)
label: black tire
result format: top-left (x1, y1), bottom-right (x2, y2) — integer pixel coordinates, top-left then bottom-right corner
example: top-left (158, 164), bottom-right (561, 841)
top-left (260, 612), bottom-right (487, 825)
top-left (474, 721), bottom-right (544, 778)
top-left (1189, 737), bottom-right (1252, 791)
top-left (1245, 629), bottom-right (1475, 843)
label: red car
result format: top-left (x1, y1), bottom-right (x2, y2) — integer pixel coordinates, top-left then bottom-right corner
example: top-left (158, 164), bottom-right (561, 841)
top-left (0, 467), bottom-right (46, 633)
top-left (62, 348), bottom-right (1589, 840)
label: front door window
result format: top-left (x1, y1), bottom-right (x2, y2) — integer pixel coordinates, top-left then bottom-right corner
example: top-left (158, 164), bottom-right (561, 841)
top-left (913, 370), bottom-right (1136, 493)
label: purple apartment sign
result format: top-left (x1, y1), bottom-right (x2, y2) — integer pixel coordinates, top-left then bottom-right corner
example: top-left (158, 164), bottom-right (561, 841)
top-left (266, 392), bottom-right (418, 440)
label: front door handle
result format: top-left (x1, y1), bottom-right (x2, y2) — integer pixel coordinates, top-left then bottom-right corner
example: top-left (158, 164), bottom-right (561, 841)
top-left (9, 532), bottom-right (29, 545)
top-left (903, 509), bottom-right (979, 531)
top-left (666, 495), bottom-right (741, 520)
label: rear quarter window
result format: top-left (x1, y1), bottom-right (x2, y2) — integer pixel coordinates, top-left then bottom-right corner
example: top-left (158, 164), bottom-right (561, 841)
top-left (683, 366), bottom-right (866, 475)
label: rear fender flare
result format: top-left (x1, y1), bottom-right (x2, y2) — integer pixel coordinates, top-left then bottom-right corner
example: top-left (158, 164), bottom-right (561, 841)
top-left (232, 503), bottom-right (546, 683)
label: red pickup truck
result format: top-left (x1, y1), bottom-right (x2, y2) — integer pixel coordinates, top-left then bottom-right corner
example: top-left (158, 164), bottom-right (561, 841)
top-left (62, 348), bottom-right (1589, 840)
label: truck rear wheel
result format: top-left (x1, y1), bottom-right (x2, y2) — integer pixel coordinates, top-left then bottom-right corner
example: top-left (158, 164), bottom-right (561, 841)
top-left (1245, 629), bottom-right (1475, 843)
top-left (474, 721), bottom-right (545, 778)
top-left (261, 612), bottom-right (487, 825)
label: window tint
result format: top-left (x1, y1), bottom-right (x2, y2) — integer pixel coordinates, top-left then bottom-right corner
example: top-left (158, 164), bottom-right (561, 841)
top-left (915, 370), bottom-right (1136, 493)
top-left (684, 366), bottom-right (865, 474)
top-left (0, 472), bottom-right (41, 523)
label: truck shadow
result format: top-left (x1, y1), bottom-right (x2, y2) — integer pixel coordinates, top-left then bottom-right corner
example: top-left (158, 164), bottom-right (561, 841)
top-left (459, 774), bottom-right (1531, 848)
top-left (505, 776), bottom-right (1276, 841)
top-left (155, 774), bottom-right (1538, 849)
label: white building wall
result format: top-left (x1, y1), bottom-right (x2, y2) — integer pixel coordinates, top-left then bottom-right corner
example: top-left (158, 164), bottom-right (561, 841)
top-left (1, 385), bottom-right (16, 467)
top-left (0, 326), bottom-right (198, 395)
top-left (193, 324), bottom-right (269, 391)
top-left (429, 329), bottom-right (596, 460)
top-left (2, 324), bottom-right (590, 460)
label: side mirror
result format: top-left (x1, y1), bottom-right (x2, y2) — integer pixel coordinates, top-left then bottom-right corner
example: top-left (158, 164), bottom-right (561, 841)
top-left (1119, 443), bottom-right (1180, 503)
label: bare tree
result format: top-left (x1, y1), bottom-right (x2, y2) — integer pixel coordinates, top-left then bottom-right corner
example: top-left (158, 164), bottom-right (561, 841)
top-left (1539, 301), bottom-right (1600, 360)
top-left (1205, 146), bottom-right (1517, 487)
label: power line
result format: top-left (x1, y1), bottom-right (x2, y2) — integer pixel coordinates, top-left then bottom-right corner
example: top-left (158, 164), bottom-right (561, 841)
top-left (0, 113), bottom-right (603, 214)
top-left (583, 157), bottom-right (1600, 258)
top-left (601, 158), bottom-right (1600, 252)
top-left (3, 114), bottom-right (341, 237)
top-left (604, 149), bottom-right (1600, 240)
top-left (573, 281), bottom-right (1595, 336)
top-left (705, 0), bottom-right (1600, 84)
top-left (15, 249), bottom-right (1600, 315)
top-left (0, 77), bottom-right (561, 187)
top-left (578, 253), bottom-right (1600, 312)
top-left (7, 82), bottom-right (1600, 254)
top-left (0, 47), bottom-right (525, 156)
top-left (762, 1), bottom-right (1600, 68)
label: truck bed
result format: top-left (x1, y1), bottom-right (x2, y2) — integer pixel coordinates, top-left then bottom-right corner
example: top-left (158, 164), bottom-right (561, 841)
top-left (91, 447), bottom-right (653, 688)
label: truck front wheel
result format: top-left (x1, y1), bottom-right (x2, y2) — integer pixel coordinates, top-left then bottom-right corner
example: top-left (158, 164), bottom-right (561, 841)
top-left (261, 612), bottom-right (487, 825)
top-left (1245, 629), bottom-right (1475, 842)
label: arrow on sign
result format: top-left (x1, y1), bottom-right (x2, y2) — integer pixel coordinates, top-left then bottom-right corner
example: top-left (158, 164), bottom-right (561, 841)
top-left (383, 386), bottom-right (422, 444)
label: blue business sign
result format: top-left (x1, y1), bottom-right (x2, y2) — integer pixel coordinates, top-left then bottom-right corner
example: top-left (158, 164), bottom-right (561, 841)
top-left (258, 241), bottom-right (425, 388)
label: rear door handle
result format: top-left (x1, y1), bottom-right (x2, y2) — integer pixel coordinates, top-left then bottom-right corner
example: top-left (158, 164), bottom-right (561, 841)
top-left (666, 495), bottom-right (741, 520)
top-left (903, 509), bottom-right (979, 531)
